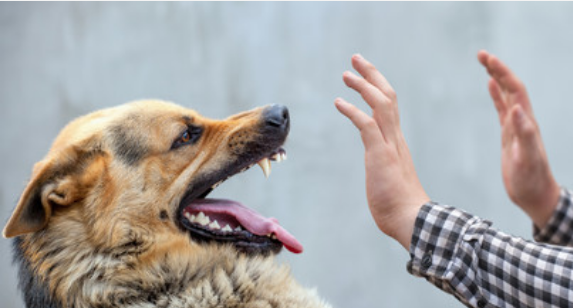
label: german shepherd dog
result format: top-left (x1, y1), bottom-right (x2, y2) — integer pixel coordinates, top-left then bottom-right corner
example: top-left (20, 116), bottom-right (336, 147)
top-left (4, 100), bottom-right (331, 308)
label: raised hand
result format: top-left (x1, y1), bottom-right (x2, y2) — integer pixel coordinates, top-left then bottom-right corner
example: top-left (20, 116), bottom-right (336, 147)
top-left (335, 54), bottom-right (429, 249)
top-left (478, 50), bottom-right (560, 228)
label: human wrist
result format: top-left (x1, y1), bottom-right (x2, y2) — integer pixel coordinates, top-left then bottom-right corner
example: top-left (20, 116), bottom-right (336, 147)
top-left (376, 196), bottom-right (429, 250)
top-left (529, 180), bottom-right (561, 229)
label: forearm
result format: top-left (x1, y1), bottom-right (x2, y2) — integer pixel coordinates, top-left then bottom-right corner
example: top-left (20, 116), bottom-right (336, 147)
top-left (409, 203), bottom-right (573, 308)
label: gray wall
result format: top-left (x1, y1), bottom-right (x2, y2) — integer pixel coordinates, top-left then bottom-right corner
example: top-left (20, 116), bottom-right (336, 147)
top-left (2, 2), bottom-right (573, 307)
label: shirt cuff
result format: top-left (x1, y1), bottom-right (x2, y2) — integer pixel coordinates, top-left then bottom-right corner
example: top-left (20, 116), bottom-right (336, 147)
top-left (407, 203), bottom-right (492, 293)
top-left (408, 203), bottom-right (477, 276)
top-left (533, 187), bottom-right (573, 245)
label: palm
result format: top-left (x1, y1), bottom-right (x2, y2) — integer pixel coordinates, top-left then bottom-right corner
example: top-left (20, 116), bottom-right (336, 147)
top-left (478, 50), bottom-right (560, 227)
top-left (500, 120), bottom-right (545, 207)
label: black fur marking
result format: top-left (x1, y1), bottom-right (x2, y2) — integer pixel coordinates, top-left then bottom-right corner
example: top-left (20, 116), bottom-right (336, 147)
top-left (12, 237), bottom-right (61, 308)
top-left (109, 124), bottom-right (147, 166)
top-left (159, 210), bottom-right (169, 221)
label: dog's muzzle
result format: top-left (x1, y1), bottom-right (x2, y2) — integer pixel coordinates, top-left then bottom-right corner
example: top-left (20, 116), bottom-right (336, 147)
top-left (177, 105), bottom-right (302, 255)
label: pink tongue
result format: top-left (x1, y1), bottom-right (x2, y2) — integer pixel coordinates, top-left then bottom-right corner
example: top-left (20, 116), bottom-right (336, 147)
top-left (185, 198), bottom-right (303, 254)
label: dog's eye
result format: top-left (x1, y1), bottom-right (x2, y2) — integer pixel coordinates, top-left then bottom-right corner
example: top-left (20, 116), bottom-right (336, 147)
top-left (180, 131), bottom-right (191, 143)
top-left (172, 126), bottom-right (202, 149)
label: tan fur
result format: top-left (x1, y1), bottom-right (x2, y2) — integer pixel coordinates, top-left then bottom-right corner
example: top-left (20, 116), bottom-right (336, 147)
top-left (4, 100), bottom-right (331, 308)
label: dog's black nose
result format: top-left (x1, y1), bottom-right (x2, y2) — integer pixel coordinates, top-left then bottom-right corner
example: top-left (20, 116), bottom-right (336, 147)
top-left (263, 105), bottom-right (290, 131)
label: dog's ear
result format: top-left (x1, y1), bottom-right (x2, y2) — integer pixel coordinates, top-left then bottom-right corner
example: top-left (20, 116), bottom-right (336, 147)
top-left (3, 147), bottom-right (102, 238)
top-left (3, 160), bottom-right (56, 238)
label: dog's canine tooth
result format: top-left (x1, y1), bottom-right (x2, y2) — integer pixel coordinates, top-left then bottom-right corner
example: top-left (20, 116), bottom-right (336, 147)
top-left (234, 226), bottom-right (243, 232)
top-left (257, 158), bottom-right (271, 178)
top-left (209, 220), bottom-right (221, 230)
top-left (271, 234), bottom-right (277, 240)
top-left (222, 225), bottom-right (232, 232)
top-left (280, 152), bottom-right (287, 161)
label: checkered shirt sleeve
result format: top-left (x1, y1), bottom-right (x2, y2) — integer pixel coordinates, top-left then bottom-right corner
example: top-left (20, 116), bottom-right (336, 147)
top-left (407, 202), bottom-right (573, 308)
top-left (534, 188), bottom-right (573, 246)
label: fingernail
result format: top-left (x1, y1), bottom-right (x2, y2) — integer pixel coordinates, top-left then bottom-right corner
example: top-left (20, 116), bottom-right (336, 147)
top-left (352, 54), bottom-right (364, 62)
top-left (334, 97), bottom-right (346, 105)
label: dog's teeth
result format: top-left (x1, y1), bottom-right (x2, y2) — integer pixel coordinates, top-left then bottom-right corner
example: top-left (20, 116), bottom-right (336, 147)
top-left (271, 234), bottom-right (277, 240)
top-left (209, 220), bottom-right (221, 229)
top-left (184, 212), bottom-right (191, 219)
top-left (235, 226), bottom-right (243, 232)
top-left (281, 152), bottom-right (287, 161)
top-left (212, 180), bottom-right (223, 189)
top-left (257, 158), bottom-right (271, 178)
top-left (189, 214), bottom-right (197, 223)
top-left (272, 153), bottom-right (282, 162)
top-left (266, 233), bottom-right (272, 237)
top-left (197, 212), bottom-right (210, 226)
top-left (222, 225), bottom-right (232, 232)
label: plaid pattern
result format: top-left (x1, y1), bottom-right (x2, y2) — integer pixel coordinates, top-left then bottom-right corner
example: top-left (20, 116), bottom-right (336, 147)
top-left (534, 188), bottom-right (573, 246)
top-left (408, 191), bottom-right (573, 308)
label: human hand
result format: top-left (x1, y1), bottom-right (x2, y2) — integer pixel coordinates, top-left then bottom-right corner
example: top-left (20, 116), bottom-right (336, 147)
top-left (478, 50), bottom-right (560, 228)
top-left (335, 54), bottom-right (430, 249)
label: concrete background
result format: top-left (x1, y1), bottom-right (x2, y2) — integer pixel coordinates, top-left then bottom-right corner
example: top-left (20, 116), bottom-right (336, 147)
top-left (2, 2), bottom-right (573, 307)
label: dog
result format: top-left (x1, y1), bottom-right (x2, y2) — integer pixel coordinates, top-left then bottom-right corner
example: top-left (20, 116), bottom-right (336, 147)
top-left (3, 100), bottom-right (331, 308)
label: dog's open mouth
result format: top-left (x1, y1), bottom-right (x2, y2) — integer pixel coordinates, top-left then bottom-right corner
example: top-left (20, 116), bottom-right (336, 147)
top-left (178, 148), bottom-right (303, 255)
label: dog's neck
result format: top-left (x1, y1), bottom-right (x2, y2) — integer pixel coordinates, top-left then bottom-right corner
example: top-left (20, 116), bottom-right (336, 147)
top-left (13, 215), bottom-right (330, 308)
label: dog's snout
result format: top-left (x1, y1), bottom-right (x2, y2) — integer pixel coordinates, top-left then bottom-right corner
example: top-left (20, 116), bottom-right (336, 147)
top-left (263, 105), bottom-right (289, 131)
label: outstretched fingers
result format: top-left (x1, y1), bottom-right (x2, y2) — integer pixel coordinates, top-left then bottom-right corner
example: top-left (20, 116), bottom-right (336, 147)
top-left (478, 50), bottom-right (533, 116)
top-left (334, 98), bottom-right (385, 151)
top-left (488, 78), bottom-right (507, 125)
top-left (342, 55), bottom-right (401, 143)
top-left (351, 54), bottom-right (396, 100)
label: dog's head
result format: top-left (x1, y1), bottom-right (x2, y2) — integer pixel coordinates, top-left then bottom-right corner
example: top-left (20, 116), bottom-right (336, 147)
top-left (3, 100), bottom-right (302, 256)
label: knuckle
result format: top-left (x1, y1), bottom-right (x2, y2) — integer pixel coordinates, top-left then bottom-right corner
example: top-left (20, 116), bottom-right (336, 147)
top-left (365, 61), bottom-right (377, 72)
top-left (380, 96), bottom-right (392, 105)
top-left (521, 125), bottom-right (536, 138)
top-left (379, 96), bottom-right (395, 109)
top-left (363, 118), bottom-right (378, 129)
top-left (388, 90), bottom-right (397, 101)
top-left (359, 119), bottom-right (379, 134)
